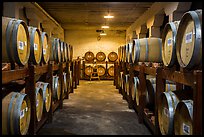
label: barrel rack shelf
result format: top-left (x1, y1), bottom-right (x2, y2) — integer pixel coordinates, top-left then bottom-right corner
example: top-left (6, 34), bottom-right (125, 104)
top-left (2, 61), bottom-right (74, 135)
top-left (114, 62), bottom-right (202, 135)
top-left (82, 61), bottom-right (115, 80)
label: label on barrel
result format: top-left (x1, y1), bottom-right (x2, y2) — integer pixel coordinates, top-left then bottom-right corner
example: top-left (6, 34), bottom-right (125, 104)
top-left (183, 123), bottom-right (190, 135)
top-left (163, 107), bottom-right (169, 117)
top-left (20, 109), bottom-right (25, 119)
top-left (185, 32), bottom-right (192, 44)
top-left (34, 43), bottom-right (38, 50)
top-left (43, 49), bottom-right (46, 55)
top-left (36, 99), bottom-right (39, 107)
top-left (19, 41), bottom-right (24, 50)
top-left (25, 107), bottom-right (28, 112)
top-left (167, 38), bottom-right (172, 46)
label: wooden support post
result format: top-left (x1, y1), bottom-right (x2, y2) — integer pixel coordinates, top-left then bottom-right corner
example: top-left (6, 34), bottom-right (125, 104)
top-left (59, 63), bottom-right (63, 109)
top-left (128, 63), bottom-right (134, 109)
top-left (138, 65), bottom-right (145, 124)
top-left (26, 65), bottom-right (37, 135)
top-left (193, 71), bottom-right (202, 135)
top-left (155, 67), bottom-right (164, 135)
top-left (47, 62), bottom-right (53, 123)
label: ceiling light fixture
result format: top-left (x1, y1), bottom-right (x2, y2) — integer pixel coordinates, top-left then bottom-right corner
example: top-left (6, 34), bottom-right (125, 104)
top-left (104, 15), bottom-right (114, 19)
top-left (101, 25), bottom-right (109, 29)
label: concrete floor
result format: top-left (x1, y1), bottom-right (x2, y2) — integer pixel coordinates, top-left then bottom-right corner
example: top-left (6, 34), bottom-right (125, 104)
top-left (37, 80), bottom-right (151, 135)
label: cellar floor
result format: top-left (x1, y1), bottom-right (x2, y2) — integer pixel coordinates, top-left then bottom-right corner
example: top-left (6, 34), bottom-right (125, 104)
top-left (37, 80), bottom-right (151, 135)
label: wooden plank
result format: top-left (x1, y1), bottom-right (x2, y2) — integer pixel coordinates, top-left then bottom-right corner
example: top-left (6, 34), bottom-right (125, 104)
top-left (52, 64), bottom-right (59, 71)
top-left (133, 65), bottom-right (140, 71)
top-left (161, 69), bottom-right (195, 86)
top-left (35, 65), bottom-right (49, 75)
top-left (2, 68), bottom-right (29, 84)
top-left (193, 71), bottom-right (202, 135)
top-left (35, 113), bottom-right (48, 133)
top-left (144, 67), bottom-right (157, 76)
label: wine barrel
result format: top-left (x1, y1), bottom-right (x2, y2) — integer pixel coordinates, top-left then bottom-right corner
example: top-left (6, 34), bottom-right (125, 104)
top-left (118, 46), bottom-right (121, 62)
top-left (97, 65), bottom-right (106, 76)
top-left (162, 21), bottom-right (180, 67)
top-left (132, 38), bottom-right (162, 64)
top-left (127, 43), bottom-right (133, 63)
top-left (63, 72), bottom-right (68, 93)
top-left (35, 87), bottom-right (43, 122)
top-left (122, 45), bottom-right (126, 62)
top-left (146, 79), bottom-right (176, 111)
top-left (36, 82), bottom-right (51, 112)
top-left (60, 41), bottom-right (65, 62)
top-left (158, 91), bottom-right (179, 135)
top-left (69, 45), bottom-right (73, 61)
top-left (2, 92), bottom-right (31, 135)
top-left (119, 72), bottom-right (123, 89)
top-left (107, 66), bottom-right (114, 77)
top-left (174, 100), bottom-right (193, 135)
top-left (131, 77), bottom-right (139, 102)
top-left (124, 74), bottom-right (130, 95)
top-left (85, 65), bottom-right (93, 76)
top-left (41, 32), bottom-right (50, 64)
top-left (69, 71), bottom-right (73, 93)
top-left (96, 52), bottom-right (106, 62)
top-left (108, 52), bottom-right (118, 62)
top-left (2, 17), bottom-right (30, 66)
top-left (84, 51), bottom-right (94, 62)
top-left (52, 76), bottom-right (61, 100)
top-left (50, 38), bottom-right (61, 63)
top-left (64, 42), bottom-right (68, 62)
top-left (176, 10), bottom-right (202, 69)
top-left (28, 26), bottom-right (42, 65)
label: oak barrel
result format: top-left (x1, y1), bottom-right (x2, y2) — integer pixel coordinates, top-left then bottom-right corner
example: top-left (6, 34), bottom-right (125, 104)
top-left (2, 92), bottom-right (31, 135)
top-left (36, 82), bottom-right (51, 112)
top-left (85, 65), bottom-right (93, 76)
top-left (2, 17), bottom-right (30, 66)
top-left (84, 51), bottom-right (94, 62)
top-left (132, 38), bottom-right (162, 64)
top-left (124, 74), bottom-right (130, 95)
top-left (158, 91), bottom-right (179, 135)
top-left (107, 66), bottom-right (114, 77)
top-left (108, 52), bottom-right (118, 62)
top-left (28, 26), bottom-right (42, 65)
top-left (69, 45), bottom-right (73, 61)
top-left (96, 51), bottom-right (106, 62)
top-left (41, 32), bottom-right (50, 64)
top-left (146, 79), bottom-right (176, 111)
top-left (35, 87), bottom-right (43, 122)
top-left (176, 10), bottom-right (202, 69)
top-left (50, 38), bottom-right (61, 63)
top-left (63, 72), bottom-right (68, 93)
top-left (174, 100), bottom-right (193, 135)
top-left (97, 65), bottom-right (106, 76)
top-left (127, 43), bottom-right (133, 63)
top-left (162, 21), bottom-right (180, 67)
top-left (52, 75), bottom-right (61, 100)
top-left (60, 41), bottom-right (65, 62)
top-left (118, 46), bottom-right (122, 62)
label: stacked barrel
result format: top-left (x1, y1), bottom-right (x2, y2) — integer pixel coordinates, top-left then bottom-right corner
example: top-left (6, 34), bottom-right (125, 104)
top-left (117, 9), bottom-right (202, 135)
top-left (2, 16), bottom-right (73, 67)
top-left (84, 51), bottom-right (118, 78)
top-left (2, 16), bottom-right (74, 135)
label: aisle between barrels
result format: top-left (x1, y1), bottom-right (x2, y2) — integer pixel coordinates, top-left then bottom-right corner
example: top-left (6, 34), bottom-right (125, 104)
top-left (37, 80), bottom-right (151, 135)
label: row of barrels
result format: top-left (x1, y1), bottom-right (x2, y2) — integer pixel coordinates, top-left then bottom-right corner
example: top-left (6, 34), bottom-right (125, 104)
top-left (2, 16), bottom-right (73, 66)
top-left (118, 9), bottom-right (202, 70)
top-left (85, 65), bottom-right (114, 77)
top-left (118, 73), bottom-right (193, 135)
top-left (84, 51), bottom-right (118, 62)
top-left (2, 71), bottom-right (73, 135)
